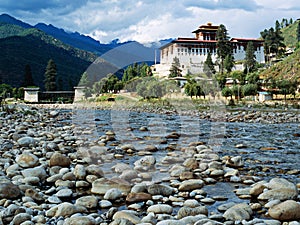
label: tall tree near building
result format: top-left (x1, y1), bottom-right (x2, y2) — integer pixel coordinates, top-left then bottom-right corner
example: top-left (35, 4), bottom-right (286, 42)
top-left (203, 51), bottom-right (216, 77)
top-left (169, 57), bottom-right (182, 78)
top-left (260, 22), bottom-right (285, 61)
top-left (22, 64), bottom-right (35, 87)
top-left (216, 24), bottom-right (233, 74)
top-left (224, 55), bottom-right (235, 74)
top-left (44, 59), bottom-right (57, 91)
top-left (244, 42), bottom-right (257, 73)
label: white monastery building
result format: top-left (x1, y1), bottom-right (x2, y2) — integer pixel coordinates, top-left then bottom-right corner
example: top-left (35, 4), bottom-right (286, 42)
top-left (153, 23), bottom-right (265, 77)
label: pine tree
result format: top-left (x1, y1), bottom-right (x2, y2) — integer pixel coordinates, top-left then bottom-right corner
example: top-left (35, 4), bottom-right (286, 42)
top-left (169, 57), bottom-right (182, 78)
top-left (216, 24), bottom-right (233, 74)
top-left (244, 42), bottom-right (257, 73)
top-left (44, 59), bottom-right (57, 91)
top-left (22, 64), bottom-right (35, 87)
top-left (203, 51), bottom-right (216, 77)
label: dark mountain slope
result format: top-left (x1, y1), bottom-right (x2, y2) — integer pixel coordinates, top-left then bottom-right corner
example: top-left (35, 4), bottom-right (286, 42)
top-left (0, 35), bottom-right (93, 90)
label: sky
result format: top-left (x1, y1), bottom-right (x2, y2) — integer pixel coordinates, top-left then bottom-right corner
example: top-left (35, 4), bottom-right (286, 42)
top-left (0, 0), bottom-right (300, 44)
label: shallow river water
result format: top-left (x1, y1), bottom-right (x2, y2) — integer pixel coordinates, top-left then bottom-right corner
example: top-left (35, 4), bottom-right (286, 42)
top-left (71, 108), bottom-right (300, 216)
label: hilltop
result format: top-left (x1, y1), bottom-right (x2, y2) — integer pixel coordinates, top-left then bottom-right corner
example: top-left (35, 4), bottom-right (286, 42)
top-left (260, 47), bottom-right (300, 81)
top-left (281, 19), bottom-right (300, 48)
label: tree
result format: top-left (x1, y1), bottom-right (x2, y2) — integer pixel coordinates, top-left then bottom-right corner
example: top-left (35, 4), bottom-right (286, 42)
top-left (242, 84), bottom-right (258, 97)
top-left (221, 86), bottom-right (232, 99)
top-left (184, 79), bottom-right (205, 99)
top-left (260, 22), bottom-right (285, 62)
top-left (244, 42), bottom-right (257, 73)
top-left (169, 57), bottom-right (182, 78)
top-left (0, 84), bottom-right (13, 98)
top-left (224, 55), bottom-right (235, 74)
top-left (232, 85), bottom-right (243, 100)
top-left (216, 24), bottom-right (233, 74)
top-left (22, 64), bottom-right (35, 87)
top-left (78, 72), bottom-right (91, 87)
top-left (136, 77), bottom-right (166, 99)
top-left (203, 51), bottom-right (215, 77)
top-left (44, 59), bottom-right (57, 91)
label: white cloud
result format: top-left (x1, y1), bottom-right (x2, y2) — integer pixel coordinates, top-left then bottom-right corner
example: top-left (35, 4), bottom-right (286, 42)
top-left (1, 0), bottom-right (300, 43)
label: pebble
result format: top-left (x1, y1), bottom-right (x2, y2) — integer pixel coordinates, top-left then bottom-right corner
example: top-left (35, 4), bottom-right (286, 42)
top-left (0, 105), bottom-right (299, 225)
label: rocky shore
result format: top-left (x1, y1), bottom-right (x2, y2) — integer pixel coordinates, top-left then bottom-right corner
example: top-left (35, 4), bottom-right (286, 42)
top-left (0, 104), bottom-right (299, 225)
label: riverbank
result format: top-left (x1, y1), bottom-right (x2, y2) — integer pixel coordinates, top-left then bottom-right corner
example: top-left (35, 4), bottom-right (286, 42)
top-left (0, 104), bottom-right (299, 224)
top-left (19, 95), bottom-right (300, 124)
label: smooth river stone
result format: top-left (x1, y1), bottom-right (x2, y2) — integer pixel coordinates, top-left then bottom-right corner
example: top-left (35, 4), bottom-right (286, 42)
top-left (178, 179), bottom-right (204, 191)
top-left (268, 200), bottom-right (300, 221)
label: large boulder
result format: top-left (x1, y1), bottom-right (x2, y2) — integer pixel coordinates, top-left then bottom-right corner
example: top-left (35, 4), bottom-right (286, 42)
top-left (49, 152), bottom-right (71, 167)
top-left (16, 153), bottom-right (39, 168)
top-left (268, 200), bottom-right (300, 221)
top-left (223, 203), bottom-right (253, 221)
top-left (178, 179), bottom-right (204, 191)
top-left (0, 176), bottom-right (20, 199)
top-left (91, 178), bottom-right (131, 195)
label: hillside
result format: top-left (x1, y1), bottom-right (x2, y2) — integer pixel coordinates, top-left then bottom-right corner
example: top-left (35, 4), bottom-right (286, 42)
top-left (0, 22), bottom-right (96, 62)
top-left (281, 20), bottom-right (300, 48)
top-left (0, 34), bottom-right (94, 90)
top-left (260, 47), bottom-right (300, 81)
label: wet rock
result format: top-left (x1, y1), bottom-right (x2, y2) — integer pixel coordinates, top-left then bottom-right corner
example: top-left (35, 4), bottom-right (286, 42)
top-left (75, 196), bottom-right (98, 209)
top-left (225, 156), bottom-right (244, 168)
top-left (25, 188), bottom-right (44, 202)
top-left (99, 200), bottom-right (112, 208)
top-left (47, 202), bottom-right (87, 218)
top-left (134, 155), bottom-right (156, 169)
top-left (21, 165), bottom-right (47, 180)
top-left (17, 136), bottom-right (36, 147)
top-left (113, 210), bottom-right (141, 224)
top-left (77, 146), bottom-right (108, 164)
top-left (268, 200), bottom-right (300, 221)
top-left (49, 110), bottom-right (59, 118)
top-left (0, 139), bottom-right (13, 151)
top-left (56, 188), bottom-right (73, 198)
top-left (183, 158), bottom-right (199, 170)
top-left (119, 170), bottom-right (138, 181)
top-left (266, 178), bottom-right (297, 191)
top-left (0, 176), bottom-right (21, 199)
top-left (110, 218), bottom-right (134, 225)
top-left (177, 206), bottom-right (208, 219)
top-left (86, 164), bottom-right (104, 177)
top-left (223, 203), bottom-right (253, 221)
top-left (49, 152), bottom-right (71, 167)
top-left (73, 164), bottom-right (86, 180)
top-left (178, 179), bottom-right (204, 191)
top-left (64, 216), bottom-right (96, 225)
top-left (250, 183), bottom-right (266, 196)
top-left (12, 213), bottom-right (31, 225)
top-left (147, 184), bottom-right (174, 196)
top-left (126, 192), bottom-right (152, 203)
top-left (147, 204), bottom-right (173, 214)
top-left (258, 188), bottom-right (298, 201)
top-left (16, 153), bottom-right (39, 168)
top-left (104, 188), bottom-right (123, 201)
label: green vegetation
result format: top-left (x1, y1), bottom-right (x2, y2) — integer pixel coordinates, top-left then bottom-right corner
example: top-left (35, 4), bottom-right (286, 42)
top-left (0, 22), bottom-right (96, 90)
top-left (44, 59), bottom-right (57, 91)
top-left (216, 24), bottom-right (233, 74)
top-left (169, 57), bottom-right (182, 78)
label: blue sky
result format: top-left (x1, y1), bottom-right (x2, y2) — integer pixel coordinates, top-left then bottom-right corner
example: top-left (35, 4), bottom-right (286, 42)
top-left (0, 0), bottom-right (299, 43)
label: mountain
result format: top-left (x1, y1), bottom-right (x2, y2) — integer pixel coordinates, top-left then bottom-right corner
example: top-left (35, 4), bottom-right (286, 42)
top-left (34, 23), bottom-right (111, 55)
top-left (0, 14), bottom-right (169, 90)
top-left (0, 22), bottom-right (97, 90)
top-left (0, 13), bottom-right (32, 29)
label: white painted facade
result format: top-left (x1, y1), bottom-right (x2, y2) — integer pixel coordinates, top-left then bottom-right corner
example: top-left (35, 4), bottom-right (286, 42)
top-left (153, 23), bottom-right (265, 77)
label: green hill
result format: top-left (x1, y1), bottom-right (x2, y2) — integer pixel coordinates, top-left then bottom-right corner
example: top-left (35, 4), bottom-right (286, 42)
top-left (0, 22), bottom-right (97, 90)
top-left (281, 20), bottom-right (300, 48)
top-left (260, 47), bottom-right (300, 81)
